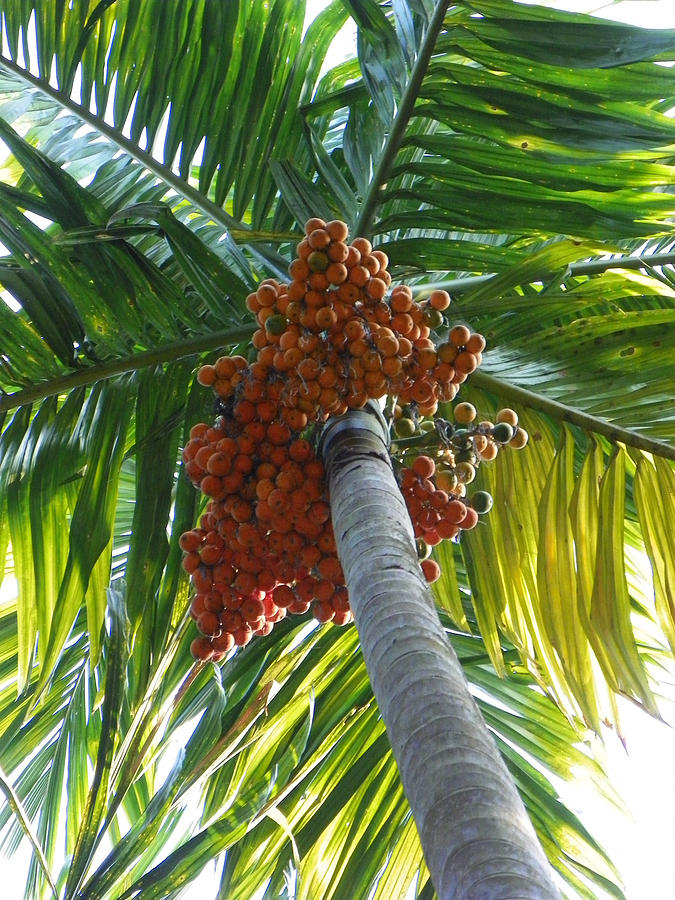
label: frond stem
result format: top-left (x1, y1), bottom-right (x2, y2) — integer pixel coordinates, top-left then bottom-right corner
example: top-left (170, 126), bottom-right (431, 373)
top-left (416, 251), bottom-right (675, 296)
top-left (0, 325), bottom-right (255, 413)
top-left (354, 0), bottom-right (450, 238)
top-left (471, 370), bottom-right (675, 461)
top-left (0, 764), bottom-right (59, 900)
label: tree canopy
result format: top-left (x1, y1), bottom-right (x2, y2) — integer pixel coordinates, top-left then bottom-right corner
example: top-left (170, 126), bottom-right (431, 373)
top-left (0, 1), bottom-right (674, 898)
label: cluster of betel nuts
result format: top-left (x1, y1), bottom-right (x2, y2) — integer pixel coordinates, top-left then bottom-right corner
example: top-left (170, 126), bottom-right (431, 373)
top-left (180, 218), bottom-right (528, 660)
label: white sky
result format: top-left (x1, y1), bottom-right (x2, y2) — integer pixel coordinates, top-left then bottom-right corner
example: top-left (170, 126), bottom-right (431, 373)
top-left (2, 1), bottom-right (675, 899)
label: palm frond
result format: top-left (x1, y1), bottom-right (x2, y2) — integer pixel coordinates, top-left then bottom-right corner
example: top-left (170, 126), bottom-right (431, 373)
top-left (439, 389), bottom-right (674, 732)
top-left (0, 568), bottom-right (624, 900)
top-left (0, 0), bottom-right (348, 227)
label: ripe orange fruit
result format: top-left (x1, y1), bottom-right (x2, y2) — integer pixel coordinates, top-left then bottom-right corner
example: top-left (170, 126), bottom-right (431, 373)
top-left (465, 332), bottom-right (486, 353)
top-left (454, 351), bottom-right (478, 374)
top-left (411, 456), bottom-right (435, 479)
top-left (449, 325), bottom-right (471, 347)
top-left (421, 558), bottom-right (441, 583)
top-left (429, 289), bottom-right (451, 310)
top-left (496, 408), bottom-right (519, 426)
top-left (308, 228), bottom-right (331, 250)
top-left (351, 236), bottom-right (372, 257)
top-left (190, 637), bottom-right (215, 661)
top-left (304, 217), bottom-right (326, 235)
top-left (325, 220), bottom-right (349, 241)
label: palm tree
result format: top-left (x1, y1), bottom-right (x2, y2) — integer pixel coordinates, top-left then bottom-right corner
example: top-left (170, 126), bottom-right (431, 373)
top-left (321, 408), bottom-right (560, 898)
top-left (0, 0), bottom-right (674, 897)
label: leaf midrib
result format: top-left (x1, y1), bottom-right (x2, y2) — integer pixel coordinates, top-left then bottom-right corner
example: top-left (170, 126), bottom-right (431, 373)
top-left (0, 56), bottom-right (247, 235)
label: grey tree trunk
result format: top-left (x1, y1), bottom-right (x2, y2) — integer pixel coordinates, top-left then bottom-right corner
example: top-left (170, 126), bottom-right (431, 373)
top-left (320, 405), bottom-right (560, 900)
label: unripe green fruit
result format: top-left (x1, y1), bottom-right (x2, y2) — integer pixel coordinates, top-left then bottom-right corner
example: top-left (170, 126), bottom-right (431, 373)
top-left (416, 538), bottom-right (431, 560)
top-left (435, 468), bottom-right (458, 492)
top-left (307, 250), bottom-right (329, 272)
top-left (265, 314), bottom-right (288, 336)
top-left (393, 417), bottom-right (416, 438)
top-left (423, 307), bottom-right (444, 329)
top-left (470, 490), bottom-right (493, 514)
top-left (491, 422), bottom-right (515, 444)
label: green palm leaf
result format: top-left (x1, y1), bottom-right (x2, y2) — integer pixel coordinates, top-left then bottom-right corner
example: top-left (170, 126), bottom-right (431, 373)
top-left (0, 0), bottom-right (346, 227)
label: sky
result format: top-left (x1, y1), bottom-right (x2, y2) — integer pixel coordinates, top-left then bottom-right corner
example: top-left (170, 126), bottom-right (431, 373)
top-left (2, 1), bottom-right (675, 898)
top-left (563, 693), bottom-right (675, 899)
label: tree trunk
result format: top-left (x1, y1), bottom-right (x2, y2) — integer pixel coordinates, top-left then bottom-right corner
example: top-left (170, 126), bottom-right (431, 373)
top-left (320, 405), bottom-right (560, 900)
